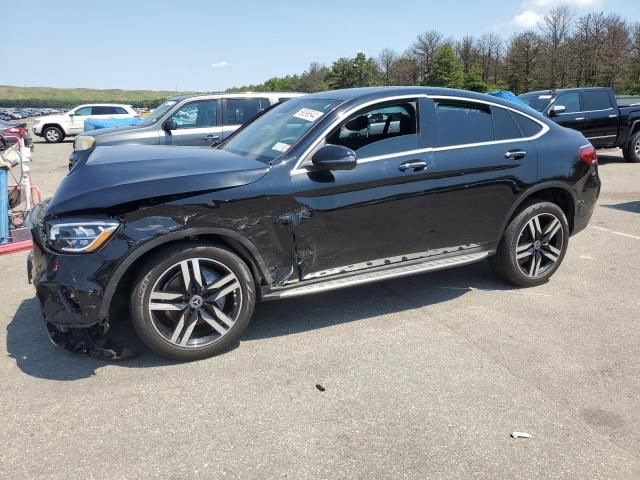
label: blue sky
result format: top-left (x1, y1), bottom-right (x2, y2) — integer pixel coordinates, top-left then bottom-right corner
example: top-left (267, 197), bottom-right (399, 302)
top-left (1, 0), bottom-right (638, 92)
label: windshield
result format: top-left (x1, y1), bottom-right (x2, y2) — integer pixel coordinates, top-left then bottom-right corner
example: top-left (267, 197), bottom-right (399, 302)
top-left (518, 93), bottom-right (554, 112)
top-left (138, 100), bottom-right (178, 126)
top-left (221, 98), bottom-right (340, 163)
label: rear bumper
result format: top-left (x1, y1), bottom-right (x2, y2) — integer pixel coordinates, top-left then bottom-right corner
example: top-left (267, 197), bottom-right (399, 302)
top-left (572, 168), bottom-right (601, 235)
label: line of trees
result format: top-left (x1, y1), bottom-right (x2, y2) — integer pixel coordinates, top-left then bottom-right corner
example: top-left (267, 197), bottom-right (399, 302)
top-left (226, 7), bottom-right (640, 95)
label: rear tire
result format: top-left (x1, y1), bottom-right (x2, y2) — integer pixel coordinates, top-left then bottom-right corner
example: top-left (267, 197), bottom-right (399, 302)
top-left (43, 126), bottom-right (64, 143)
top-left (623, 131), bottom-right (640, 163)
top-left (491, 200), bottom-right (569, 287)
top-left (130, 243), bottom-right (256, 361)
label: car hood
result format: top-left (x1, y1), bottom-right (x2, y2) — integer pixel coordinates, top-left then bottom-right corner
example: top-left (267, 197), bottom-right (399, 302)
top-left (84, 123), bottom-right (147, 139)
top-left (33, 113), bottom-right (68, 124)
top-left (46, 145), bottom-right (269, 215)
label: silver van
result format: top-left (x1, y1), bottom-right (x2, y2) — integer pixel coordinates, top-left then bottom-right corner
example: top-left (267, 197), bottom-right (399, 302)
top-left (70, 92), bottom-right (301, 168)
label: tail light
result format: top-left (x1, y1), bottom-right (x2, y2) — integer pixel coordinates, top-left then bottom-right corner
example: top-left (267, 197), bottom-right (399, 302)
top-left (579, 144), bottom-right (597, 165)
top-left (2, 126), bottom-right (25, 138)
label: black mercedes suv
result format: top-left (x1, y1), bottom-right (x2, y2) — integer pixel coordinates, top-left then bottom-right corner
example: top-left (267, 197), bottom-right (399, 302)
top-left (28, 87), bottom-right (601, 360)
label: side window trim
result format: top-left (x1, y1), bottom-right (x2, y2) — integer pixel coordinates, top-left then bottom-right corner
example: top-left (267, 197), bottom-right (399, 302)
top-left (170, 99), bottom-right (220, 129)
top-left (290, 94), bottom-right (549, 175)
top-left (301, 98), bottom-right (421, 167)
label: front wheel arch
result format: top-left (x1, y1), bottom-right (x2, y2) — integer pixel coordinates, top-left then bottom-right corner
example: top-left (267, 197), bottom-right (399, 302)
top-left (102, 228), bottom-right (272, 320)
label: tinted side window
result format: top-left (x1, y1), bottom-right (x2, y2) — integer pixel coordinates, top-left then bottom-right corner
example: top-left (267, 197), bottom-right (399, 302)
top-left (512, 112), bottom-right (543, 137)
top-left (554, 93), bottom-right (581, 114)
top-left (492, 106), bottom-right (522, 140)
top-left (170, 100), bottom-right (218, 129)
top-left (224, 98), bottom-right (261, 125)
top-left (92, 106), bottom-right (117, 115)
top-left (435, 102), bottom-right (493, 146)
top-left (113, 107), bottom-right (129, 114)
top-left (326, 101), bottom-right (419, 157)
top-left (582, 90), bottom-right (613, 111)
top-left (74, 107), bottom-right (92, 116)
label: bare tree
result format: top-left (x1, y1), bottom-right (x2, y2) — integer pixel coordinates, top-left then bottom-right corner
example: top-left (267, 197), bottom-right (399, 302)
top-left (539, 6), bottom-right (574, 88)
top-left (456, 35), bottom-right (477, 74)
top-left (477, 33), bottom-right (501, 83)
top-left (599, 15), bottom-right (631, 89)
top-left (504, 31), bottom-right (542, 93)
top-left (377, 48), bottom-right (399, 85)
top-left (411, 30), bottom-right (444, 81)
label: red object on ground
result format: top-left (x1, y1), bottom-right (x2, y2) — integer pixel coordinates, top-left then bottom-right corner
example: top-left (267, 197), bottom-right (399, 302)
top-left (0, 240), bottom-right (32, 255)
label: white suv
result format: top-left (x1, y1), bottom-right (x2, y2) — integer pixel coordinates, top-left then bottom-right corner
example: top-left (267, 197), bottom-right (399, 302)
top-left (32, 104), bottom-right (138, 143)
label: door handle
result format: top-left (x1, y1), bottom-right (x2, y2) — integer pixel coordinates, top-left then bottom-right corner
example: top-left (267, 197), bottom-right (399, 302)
top-left (504, 150), bottom-right (527, 160)
top-left (575, 117), bottom-right (585, 121)
top-left (205, 135), bottom-right (220, 140)
top-left (399, 160), bottom-right (427, 172)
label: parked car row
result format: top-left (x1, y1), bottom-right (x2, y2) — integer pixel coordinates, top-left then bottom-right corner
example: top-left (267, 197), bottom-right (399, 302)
top-left (0, 107), bottom-right (65, 121)
top-left (28, 86), bottom-right (601, 360)
top-left (519, 87), bottom-right (640, 162)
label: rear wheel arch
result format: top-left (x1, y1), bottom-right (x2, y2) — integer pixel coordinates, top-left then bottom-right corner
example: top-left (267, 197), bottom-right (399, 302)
top-left (101, 228), bottom-right (271, 320)
top-left (500, 184), bottom-right (577, 239)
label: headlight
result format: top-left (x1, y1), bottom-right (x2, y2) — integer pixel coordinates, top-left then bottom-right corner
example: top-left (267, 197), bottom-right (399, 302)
top-left (47, 219), bottom-right (120, 253)
top-left (74, 135), bottom-right (95, 152)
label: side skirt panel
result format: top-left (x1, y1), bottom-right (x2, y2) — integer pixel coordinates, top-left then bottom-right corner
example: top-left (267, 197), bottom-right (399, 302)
top-left (261, 247), bottom-right (492, 300)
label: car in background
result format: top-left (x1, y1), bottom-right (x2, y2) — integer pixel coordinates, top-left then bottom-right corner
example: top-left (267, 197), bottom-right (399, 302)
top-left (31, 86), bottom-right (600, 360)
top-left (32, 104), bottom-right (139, 143)
top-left (519, 87), bottom-right (640, 162)
top-left (68, 92), bottom-right (301, 169)
top-left (0, 119), bottom-right (33, 151)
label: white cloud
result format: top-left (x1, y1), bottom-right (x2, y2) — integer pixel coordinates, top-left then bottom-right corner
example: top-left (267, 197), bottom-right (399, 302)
top-left (525, 0), bottom-right (602, 7)
top-left (514, 10), bottom-right (544, 28)
top-left (210, 61), bottom-right (228, 69)
top-left (512, 0), bottom-right (604, 29)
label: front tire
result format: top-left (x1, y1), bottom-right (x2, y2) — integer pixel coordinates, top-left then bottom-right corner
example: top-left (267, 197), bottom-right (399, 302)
top-left (43, 126), bottom-right (64, 143)
top-left (491, 200), bottom-right (569, 287)
top-left (130, 243), bottom-right (256, 361)
top-left (623, 131), bottom-right (640, 163)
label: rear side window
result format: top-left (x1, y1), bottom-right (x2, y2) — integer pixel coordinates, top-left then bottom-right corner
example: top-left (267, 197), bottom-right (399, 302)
top-left (512, 112), bottom-right (543, 137)
top-left (581, 90), bottom-right (613, 111)
top-left (223, 98), bottom-right (263, 125)
top-left (492, 106), bottom-right (522, 140)
top-left (92, 106), bottom-right (117, 115)
top-left (113, 107), bottom-right (129, 114)
top-left (435, 102), bottom-right (493, 146)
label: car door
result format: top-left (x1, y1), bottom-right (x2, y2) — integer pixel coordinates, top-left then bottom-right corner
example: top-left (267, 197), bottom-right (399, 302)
top-left (427, 99), bottom-right (539, 249)
top-left (163, 99), bottom-right (222, 146)
top-left (579, 90), bottom-right (619, 147)
top-left (69, 106), bottom-right (92, 135)
top-left (289, 98), bottom-right (435, 279)
top-left (548, 92), bottom-right (585, 134)
top-left (221, 97), bottom-right (270, 140)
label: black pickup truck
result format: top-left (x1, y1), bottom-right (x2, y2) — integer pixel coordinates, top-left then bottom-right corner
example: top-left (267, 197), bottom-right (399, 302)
top-left (519, 87), bottom-right (640, 162)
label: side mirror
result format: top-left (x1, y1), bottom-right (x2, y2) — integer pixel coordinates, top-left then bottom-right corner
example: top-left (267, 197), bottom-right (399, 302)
top-left (549, 105), bottom-right (566, 116)
top-left (310, 144), bottom-right (357, 171)
top-left (163, 118), bottom-right (177, 131)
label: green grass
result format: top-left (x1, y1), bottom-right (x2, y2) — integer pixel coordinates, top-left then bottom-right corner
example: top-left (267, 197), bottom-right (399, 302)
top-left (0, 85), bottom-right (202, 108)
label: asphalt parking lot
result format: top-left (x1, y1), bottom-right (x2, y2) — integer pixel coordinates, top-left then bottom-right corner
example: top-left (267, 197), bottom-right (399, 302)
top-left (1, 133), bottom-right (640, 479)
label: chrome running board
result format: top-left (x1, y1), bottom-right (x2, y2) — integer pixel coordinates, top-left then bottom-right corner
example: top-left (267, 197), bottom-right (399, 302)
top-left (263, 251), bottom-right (489, 300)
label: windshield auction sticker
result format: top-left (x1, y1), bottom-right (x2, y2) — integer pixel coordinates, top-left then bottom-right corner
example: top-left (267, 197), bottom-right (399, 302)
top-left (293, 108), bottom-right (324, 122)
top-left (272, 142), bottom-right (291, 153)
